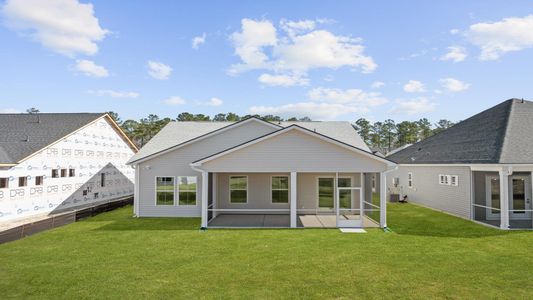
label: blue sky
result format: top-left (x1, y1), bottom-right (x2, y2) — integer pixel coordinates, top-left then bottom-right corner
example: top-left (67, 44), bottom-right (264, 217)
top-left (1, 0), bottom-right (533, 122)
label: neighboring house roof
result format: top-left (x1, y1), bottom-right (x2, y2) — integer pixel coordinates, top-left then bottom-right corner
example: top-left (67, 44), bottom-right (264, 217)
top-left (388, 98), bottom-right (533, 164)
top-left (0, 113), bottom-right (137, 165)
top-left (128, 117), bottom-right (370, 164)
top-left (191, 125), bottom-right (394, 166)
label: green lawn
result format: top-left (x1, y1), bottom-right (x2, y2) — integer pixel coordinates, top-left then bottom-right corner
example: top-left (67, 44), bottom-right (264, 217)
top-left (1, 204), bottom-right (532, 299)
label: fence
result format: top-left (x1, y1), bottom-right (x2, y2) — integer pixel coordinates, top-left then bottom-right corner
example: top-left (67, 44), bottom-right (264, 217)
top-left (0, 197), bottom-right (132, 244)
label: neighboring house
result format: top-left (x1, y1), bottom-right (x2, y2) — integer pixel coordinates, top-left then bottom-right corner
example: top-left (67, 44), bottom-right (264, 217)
top-left (0, 113), bottom-right (137, 222)
top-left (387, 99), bottom-right (533, 230)
top-left (127, 117), bottom-right (395, 229)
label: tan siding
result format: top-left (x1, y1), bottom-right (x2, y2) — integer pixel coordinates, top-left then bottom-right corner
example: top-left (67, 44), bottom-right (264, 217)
top-left (387, 166), bottom-right (472, 218)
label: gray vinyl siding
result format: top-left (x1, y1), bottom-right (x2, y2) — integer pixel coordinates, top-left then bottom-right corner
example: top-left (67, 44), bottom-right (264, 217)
top-left (387, 166), bottom-right (472, 219)
top-left (201, 129), bottom-right (388, 173)
top-left (136, 121), bottom-right (278, 217)
top-left (215, 172), bottom-right (362, 212)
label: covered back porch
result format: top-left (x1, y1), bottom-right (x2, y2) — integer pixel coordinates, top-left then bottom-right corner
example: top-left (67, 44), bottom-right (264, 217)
top-left (472, 166), bottom-right (533, 229)
top-left (204, 172), bottom-right (384, 228)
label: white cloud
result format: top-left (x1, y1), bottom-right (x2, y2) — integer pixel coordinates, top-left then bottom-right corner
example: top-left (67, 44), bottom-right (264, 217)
top-left (192, 33), bottom-right (206, 49)
top-left (439, 78), bottom-right (470, 92)
top-left (1, 0), bottom-right (109, 57)
top-left (279, 19), bottom-right (315, 37)
top-left (390, 97), bottom-right (437, 115)
top-left (87, 89), bottom-right (139, 98)
top-left (440, 46), bottom-right (467, 63)
top-left (307, 87), bottom-right (387, 106)
top-left (250, 86), bottom-right (387, 120)
top-left (0, 108), bottom-right (20, 113)
top-left (228, 18), bottom-right (377, 79)
top-left (450, 28), bottom-right (460, 35)
top-left (250, 102), bottom-right (365, 120)
top-left (206, 97), bottom-right (223, 106)
top-left (403, 80), bottom-right (425, 93)
top-left (465, 15), bottom-right (533, 60)
top-left (258, 73), bottom-right (309, 87)
top-left (163, 96), bottom-right (186, 105)
top-left (147, 60), bottom-right (172, 80)
top-left (371, 81), bottom-right (385, 89)
top-left (74, 59), bottom-right (108, 77)
top-left (229, 18), bottom-right (277, 73)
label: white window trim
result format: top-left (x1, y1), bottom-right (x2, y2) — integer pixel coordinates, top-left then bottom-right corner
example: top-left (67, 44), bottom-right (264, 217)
top-left (154, 176), bottom-right (175, 206)
top-left (229, 175), bottom-right (248, 204)
top-left (407, 172), bottom-right (413, 189)
top-left (270, 175), bottom-right (290, 204)
top-left (450, 175), bottom-right (459, 187)
top-left (177, 176), bottom-right (198, 207)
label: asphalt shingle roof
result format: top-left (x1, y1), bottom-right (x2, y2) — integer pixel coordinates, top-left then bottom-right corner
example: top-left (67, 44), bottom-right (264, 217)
top-left (0, 113), bottom-right (105, 164)
top-left (388, 99), bottom-right (533, 164)
top-left (128, 118), bottom-right (370, 164)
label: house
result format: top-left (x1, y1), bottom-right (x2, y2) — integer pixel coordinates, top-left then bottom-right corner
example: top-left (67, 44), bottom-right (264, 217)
top-left (127, 117), bottom-right (396, 229)
top-left (0, 113), bottom-right (137, 222)
top-left (387, 99), bottom-right (533, 230)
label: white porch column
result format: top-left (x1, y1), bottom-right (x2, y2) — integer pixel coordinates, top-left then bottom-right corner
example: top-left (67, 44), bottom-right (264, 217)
top-left (201, 171), bottom-right (208, 229)
top-left (212, 173), bottom-right (217, 218)
top-left (290, 171), bottom-right (297, 228)
top-left (133, 165), bottom-right (140, 217)
top-left (380, 171), bottom-right (387, 228)
top-left (499, 168), bottom-right (510, 229)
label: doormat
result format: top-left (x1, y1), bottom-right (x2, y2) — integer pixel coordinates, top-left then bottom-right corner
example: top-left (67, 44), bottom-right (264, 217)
top-left (339, 228), bottom-right (366, 233)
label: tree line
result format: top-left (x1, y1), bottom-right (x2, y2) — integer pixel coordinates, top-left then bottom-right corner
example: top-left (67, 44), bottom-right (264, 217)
top-left (24, 108), bottom-right (457, 152)
top-left (353, 118), bottom-right (455, 153)
top-left (107, 112), bottom-right (312, 148)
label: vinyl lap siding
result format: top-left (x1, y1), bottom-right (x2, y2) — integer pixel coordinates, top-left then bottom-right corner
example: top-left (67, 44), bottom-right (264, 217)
top-left (388, 166), bottom-right (471, 219)
top-left (201, 130), bottom-right (388, 173)
top-left (136, 121), bottom-right (278, 217)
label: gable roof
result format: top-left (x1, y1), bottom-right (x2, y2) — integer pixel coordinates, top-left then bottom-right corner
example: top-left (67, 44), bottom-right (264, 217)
top-left (192, 124), bottom-right (394, 167)
top-left (127, 117), bottom-right (370, 164)
top-left (388, 99), bottom-right (533, 164)
top-left (0, 113), bottom-right (137, 165)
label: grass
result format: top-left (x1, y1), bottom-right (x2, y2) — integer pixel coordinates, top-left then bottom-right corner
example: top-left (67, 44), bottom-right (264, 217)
top-left (1, 204), bottom-right (532, 299)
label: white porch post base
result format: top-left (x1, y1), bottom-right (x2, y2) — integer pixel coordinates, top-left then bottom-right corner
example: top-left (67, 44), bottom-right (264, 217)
top-left (499, 168), bottom-right (510, 230)
top-left (201, 171), bottom-right (208, 228)
top-left (290, 171), bottom-right (297, 228)
top-left (380, 171), bottom-right (387, 228)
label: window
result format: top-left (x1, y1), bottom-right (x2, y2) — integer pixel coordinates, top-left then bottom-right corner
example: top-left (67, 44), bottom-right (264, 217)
top-left (393, 177), bottom-right (400, 186)
top-left (0, 177), bottom-right (8, 189)
top-left (318, 177), bottom-right (334, 208)
top-left (337, 178), bottom-right (352, 209)
top-left (450, 175), bottom-right (459, 186)
top-left (35, 176), bottom-right (43, 186)
top-left (69, 169), bottom-right (76, 177)
top-left (101, 173), bottom-right (106, 187)
top-left (229, 176), bottom-right (247, 203)
top-left (178, 176), bottom-right (197, 206)
top-left (489, 177), bottom-right (500, 214)
top-left (19, 177), bottom-right (27, 187)
top-left (439, 174), bottom-right (448, 185)
top-left (156, 177), bottom-right (174, 205)
top-left (407, 172), bottom-right (413, 188)
top-left (271, 176), bottom-right (289, 203)
top-left (60, 169), bottom-right (67, 177)
top-left (51, 169), bottom-right (59, 178)
top-left (94, 193), bottom-right (99, 199)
